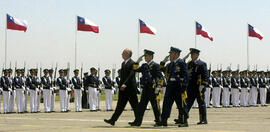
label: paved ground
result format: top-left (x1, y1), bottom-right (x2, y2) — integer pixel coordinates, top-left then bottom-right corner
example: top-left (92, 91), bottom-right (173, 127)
top-left (0, 101), bottom-right (270, 132)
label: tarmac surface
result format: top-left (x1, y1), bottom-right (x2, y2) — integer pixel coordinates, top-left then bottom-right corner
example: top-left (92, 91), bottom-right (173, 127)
top-left (0, 101), bottom-right (270, 132)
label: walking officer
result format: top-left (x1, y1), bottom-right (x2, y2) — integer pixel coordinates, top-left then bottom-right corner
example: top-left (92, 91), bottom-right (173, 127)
top-left (186, 48), bottom-right (209, 125)
top-left (156, 47), bottom-right (189, 127)
top-left (129, 49), bottom-right (163, 126)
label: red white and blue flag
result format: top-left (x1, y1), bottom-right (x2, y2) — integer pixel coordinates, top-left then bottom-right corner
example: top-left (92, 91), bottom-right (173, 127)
top-left (248, 24), bottom-right (263, 40)
top-left (139, 19), bottom-right (156, 35)
top-left (196, 22), bottom-right (213, 41)
top-left (77, 16), bottom-right (99, 33)
top-left (7, 14), bottom-right (27, 32)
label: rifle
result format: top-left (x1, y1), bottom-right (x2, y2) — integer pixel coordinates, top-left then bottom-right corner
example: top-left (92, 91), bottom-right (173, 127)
top-left (112, 64), bottom-right (116, 80)
top-left (67, 62), bottom-right (70, 80)
top-left (1, 63), bottom-right (4, 76)
top-left (23, 61), bottom-right (26, 76)
top-left (80, 62), bottom-right (83, 80)
top-left (54, 63), bottom-right (58, 79)
top-left (14, 61), bottom-right (17, 77)
top-left (40, 63), bottom-right (42, 79)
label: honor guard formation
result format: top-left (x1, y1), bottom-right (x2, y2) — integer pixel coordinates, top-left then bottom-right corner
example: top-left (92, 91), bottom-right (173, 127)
top-left (0, 47), bottom-right (270, 128)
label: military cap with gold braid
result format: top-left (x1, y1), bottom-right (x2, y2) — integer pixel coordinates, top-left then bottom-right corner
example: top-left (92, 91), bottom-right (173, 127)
top-left (169, 46), bottom-right (181, 53)
top-left (8, 68), bottom-right (13, 73)
top-left (3, 69), bottom-right (8, 73)
top-left (30, 69), bottom-right (35, 73)
top-left (144, 49), bottom-right (155, 56)
top-left (74, 69), bottom-right (79, 73)
top-left (105, 69), bottom-right (111, 73)
top-left (90, 67), bottom-right (96, 72)
top-left (43, 69), bottom-right (49, 73)
top-left (134, 49), bottom-right (155, 70)
top-left (59, 69), bottom-right (64, 73)
top-left (16, 69), bottom-right (21, 73)
top-left (190, 48), bottom-right (200, 54)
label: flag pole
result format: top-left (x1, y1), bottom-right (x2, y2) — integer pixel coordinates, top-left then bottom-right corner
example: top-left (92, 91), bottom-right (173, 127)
top-left (247, 23), bottom-right (249, 71)
top-left (137, 19), bottom-right (140, 59)
top-left (75, 15), bottom-right (78, 69)
top-left (195, 21), bottom-right (197, 48)
top-left (5, 14), bottom-right (7, 69)
top-left (137, 19), bottom-right (140, 86)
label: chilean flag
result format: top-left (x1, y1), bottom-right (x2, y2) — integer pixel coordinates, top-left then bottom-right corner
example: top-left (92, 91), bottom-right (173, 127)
top-left (139, 19), bottom-right (156, 35)
top-left (196, 22), bottom-right (213, 41)
top-left (248, 24), bottom-right (263, 40)
top-left (77, 16), bottom-right (99, 33)
top-left (7, 14), bottom-right (27, 32)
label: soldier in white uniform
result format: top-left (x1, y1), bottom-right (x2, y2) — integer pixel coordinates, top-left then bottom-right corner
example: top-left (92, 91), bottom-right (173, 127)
top-left (222, 70), bottom-right (231, 107)
top-left (72, 69), bottom-right (83, 112)
top-left (258, 71), bottom-right (268, 106)
top-left (8, 69), bottom-right (16, 113)
top-left (41, 69), bottom-right (52, 113)
top-left (1, 69), bottom-right (12, 114)
top-left (49, 69), bottom-right (56, 112)
top-left (13, 69), bottom-right (25, 113)
top-left (205, 71), bottom-right (212, 108)
top-left (21, 69), bottom-right (28, 113)
top-left (211, 71), bottom-right (222, 108)
top-left (102, 69), bottom-right (115, 111)
top-left (57, 69), bottom-right (69, 112)
top-left (64, 69), bottom-right (71, 112)
top-left (249, 71), bottom-right (258, 106)
top-left (240, 70), bottom-right (250, 107)
top-left (231, 71), bottom-right (240, 107)
top-left (26, 69), bottom-right (40, 113)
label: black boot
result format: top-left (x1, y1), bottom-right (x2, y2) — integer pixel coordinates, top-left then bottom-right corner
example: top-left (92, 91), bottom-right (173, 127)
top-left (197, 114), bottom-right (207, 125)
top-left (129, 121), bottom-right (141, 126)
top-left (178, 118), bottom-right (188, 127)
top-left (154, 118), bottom-right (167, 127)
top-left (104, 119), bottom-right (115, 126)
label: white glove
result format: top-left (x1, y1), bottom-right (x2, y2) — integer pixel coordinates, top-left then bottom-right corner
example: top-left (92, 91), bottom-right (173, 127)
top-left (155, 87), bottom-right (160, 94)
top-left (162, 55), bottom-right (170, 63)
top-left (81, 88), bottom-right (84, 91)
top-left (199, 85), bottom-right (205, 93)
top-left (112, 87), bottom-right (116, 91)
top-left (136, 55), bottom-right (144, 63)
top-left (86, 90), bottom-right (89, 93)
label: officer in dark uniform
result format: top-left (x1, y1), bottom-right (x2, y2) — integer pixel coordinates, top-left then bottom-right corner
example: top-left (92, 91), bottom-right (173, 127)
top-left (129, 49), bottom-right (163, 126)
top-left (82, 72), bottom-right (89, 109)
top-left (156, 47), bottom-right (189, 127)
top-left (186, 48), bottom-right (209, 125)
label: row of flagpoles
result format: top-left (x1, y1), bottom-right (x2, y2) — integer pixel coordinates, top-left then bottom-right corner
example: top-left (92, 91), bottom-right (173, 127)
top-left (4, 14), bottom-right (264, 70)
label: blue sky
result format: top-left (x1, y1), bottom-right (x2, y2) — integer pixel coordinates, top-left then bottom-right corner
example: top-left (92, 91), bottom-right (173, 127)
top-left (0, 0), bottom-right (269, 76)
